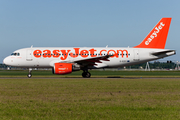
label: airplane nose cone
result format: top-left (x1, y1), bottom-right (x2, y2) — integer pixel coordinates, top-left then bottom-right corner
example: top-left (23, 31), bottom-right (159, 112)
top-left (3, 57), bottom-right (11, 65)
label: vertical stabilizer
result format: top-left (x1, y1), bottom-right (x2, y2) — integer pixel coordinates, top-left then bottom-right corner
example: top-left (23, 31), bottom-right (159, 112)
top-left (134, 18), bottom-right (172, 49)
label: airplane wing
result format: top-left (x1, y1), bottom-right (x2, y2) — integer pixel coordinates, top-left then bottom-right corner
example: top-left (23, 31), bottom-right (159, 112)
top-left (49, 54), bottom-right (113, 68)
top-left (73, 55), bottom-right (112, 67)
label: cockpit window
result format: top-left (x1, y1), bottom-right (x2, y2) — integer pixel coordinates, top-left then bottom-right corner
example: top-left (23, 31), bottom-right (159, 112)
top-left (11, 53), bottom-right (20, 56)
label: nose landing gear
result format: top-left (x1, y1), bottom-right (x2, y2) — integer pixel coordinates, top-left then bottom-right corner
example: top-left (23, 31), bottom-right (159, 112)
top-left (27, 68), bottom-right (32, 78)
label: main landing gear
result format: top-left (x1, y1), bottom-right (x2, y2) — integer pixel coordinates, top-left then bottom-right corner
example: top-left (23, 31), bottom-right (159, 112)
top-left (82, 70), bottom-right (91, 78)
top-left (27, 68), bottom-right (32, 78)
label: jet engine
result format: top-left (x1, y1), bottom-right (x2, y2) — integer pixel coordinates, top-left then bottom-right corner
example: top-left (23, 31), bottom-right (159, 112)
top-left (52, 63), bottom-right (80, 75)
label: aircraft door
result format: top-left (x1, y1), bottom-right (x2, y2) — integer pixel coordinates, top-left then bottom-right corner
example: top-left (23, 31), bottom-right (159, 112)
top-left (26, 49), bottom-right (33, 61)
top-left (133, 50), bottom-right (140, 61)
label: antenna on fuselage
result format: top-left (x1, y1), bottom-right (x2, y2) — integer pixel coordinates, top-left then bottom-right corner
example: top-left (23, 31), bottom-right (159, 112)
top-left (31, 45), bottom-right (33, 48)
top-left (106, 45), bottom-right (108, 48)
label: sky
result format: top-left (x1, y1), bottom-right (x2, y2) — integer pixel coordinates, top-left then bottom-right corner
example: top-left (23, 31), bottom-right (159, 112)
top-left (0, 0), bottom-right (180, 63)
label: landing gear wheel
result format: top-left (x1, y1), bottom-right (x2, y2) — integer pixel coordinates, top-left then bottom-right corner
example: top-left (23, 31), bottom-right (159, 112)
top-left (27, 74), bottom-right (32, 78)
top-left (82, 72), bottom-right (91, 78)
top-left (82, 72), bottom-right (86, 78)
top-left (27, 68), bottom-right (32, 78)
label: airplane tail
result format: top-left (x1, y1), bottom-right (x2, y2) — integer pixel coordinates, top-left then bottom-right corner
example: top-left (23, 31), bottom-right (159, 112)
top-left (134, 18), bottom-right (172, 49)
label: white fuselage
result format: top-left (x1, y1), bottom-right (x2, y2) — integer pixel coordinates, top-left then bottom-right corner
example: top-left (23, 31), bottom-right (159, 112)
top-left (3, 47), bottom-right (175, 69)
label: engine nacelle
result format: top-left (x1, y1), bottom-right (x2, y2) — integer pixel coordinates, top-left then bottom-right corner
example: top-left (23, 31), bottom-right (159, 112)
top-left (52, 63), bottom-right (80, 75)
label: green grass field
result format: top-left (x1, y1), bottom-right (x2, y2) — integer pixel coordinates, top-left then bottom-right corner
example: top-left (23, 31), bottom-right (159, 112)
top-left (0, 70), bottom-right (180, 119)
top-left (0, 70), bottom-right (180, 77)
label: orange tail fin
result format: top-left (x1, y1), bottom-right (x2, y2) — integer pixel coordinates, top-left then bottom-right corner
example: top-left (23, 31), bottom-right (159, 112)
top-left (134, 18), bottom-right (172, 49)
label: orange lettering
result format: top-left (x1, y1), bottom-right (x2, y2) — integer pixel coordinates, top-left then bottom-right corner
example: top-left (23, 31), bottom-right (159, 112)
top-left (80, 50), bottom-right (89, 58)
top-left (43, 50), bottom-right (51, 58)
top-left (117, 50), bottom-right (128, 58)
top-left (89, 48), bottom-right (97, 57)
top-left (53, 50), bottom-right (60, 58)
top-left (69, 48), bottom-right (80, 58)
top-left (60, 50), bottom-right (71, 60)
top-left (108, 50), bottom-right (117, 58)
top-left (33, 50), bottom-right (42, 58)
top-left (100, 50), bottom-right (107, 56)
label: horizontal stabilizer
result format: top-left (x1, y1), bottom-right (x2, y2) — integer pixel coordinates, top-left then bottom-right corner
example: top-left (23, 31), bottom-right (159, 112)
top-left (151, 50), bottom-right (176, 56)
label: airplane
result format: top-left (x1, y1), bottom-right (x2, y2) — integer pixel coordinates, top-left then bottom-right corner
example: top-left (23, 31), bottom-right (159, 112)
top-left (3, 18), bottom-right (176, 78)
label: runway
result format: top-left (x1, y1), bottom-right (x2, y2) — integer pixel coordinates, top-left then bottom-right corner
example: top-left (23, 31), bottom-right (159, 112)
top-left (0, 77), bottom-right (180, 79)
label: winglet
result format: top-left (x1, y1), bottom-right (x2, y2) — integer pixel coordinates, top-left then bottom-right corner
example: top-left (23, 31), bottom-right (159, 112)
top-left (134, 18), bottom-right (172, 49)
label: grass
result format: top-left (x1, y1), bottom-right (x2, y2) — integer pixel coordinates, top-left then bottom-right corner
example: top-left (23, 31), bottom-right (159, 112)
top-left (0, 78), bottom-right (180, 119)
top-left (0, 70), bottom-right (180, 77)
